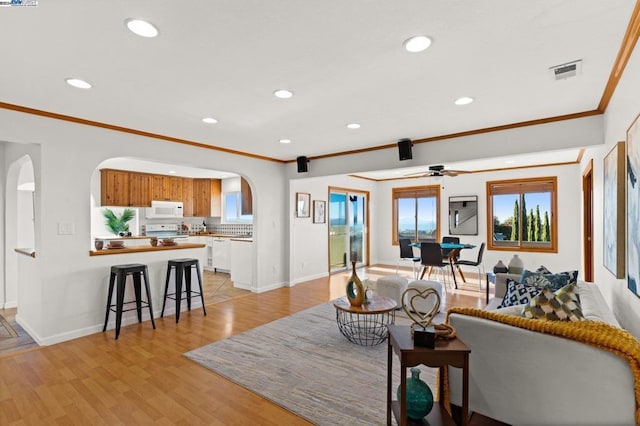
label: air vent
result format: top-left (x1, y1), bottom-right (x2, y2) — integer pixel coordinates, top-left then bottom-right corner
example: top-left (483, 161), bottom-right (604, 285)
top-left (549, 60), bottom-right (582, 81)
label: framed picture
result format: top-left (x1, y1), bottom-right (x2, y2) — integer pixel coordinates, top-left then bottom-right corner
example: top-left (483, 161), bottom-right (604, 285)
top-left (628, 113), bottom-right (640, 296)
top-left (313, 200), bottom-right (326, 223)
top-left (603, 141), bottom-right (625, 278)
top-left (295, 192), bottom-right (311, 218)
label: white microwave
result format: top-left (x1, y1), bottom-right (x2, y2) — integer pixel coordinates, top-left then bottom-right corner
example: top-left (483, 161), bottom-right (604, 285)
top-left (145, 201), bottom-right (184, 219)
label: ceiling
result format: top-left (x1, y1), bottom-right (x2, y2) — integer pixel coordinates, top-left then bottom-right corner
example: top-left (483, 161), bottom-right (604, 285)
top-left (0, 1), bottom-right (635, 164)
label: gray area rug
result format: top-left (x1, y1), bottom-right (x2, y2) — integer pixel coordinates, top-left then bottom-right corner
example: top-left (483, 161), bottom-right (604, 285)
top-left (185, 302), bottom-right (443, 425)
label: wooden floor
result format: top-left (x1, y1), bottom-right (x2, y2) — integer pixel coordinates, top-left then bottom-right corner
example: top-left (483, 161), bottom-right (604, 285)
top-left (0, 265), bottom-right (491, 425)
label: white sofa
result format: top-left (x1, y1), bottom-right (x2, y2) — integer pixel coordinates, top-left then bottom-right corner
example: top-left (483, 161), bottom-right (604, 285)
top-left (447, 274), bottom-right (637, 425)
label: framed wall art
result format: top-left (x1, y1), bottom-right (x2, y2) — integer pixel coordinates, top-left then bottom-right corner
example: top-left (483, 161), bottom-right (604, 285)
top-left (627, 113), bottom-right (640, 296)
top-left (295, 192), bottom-right (311, 218)
top-left (313, 200), bottom-right (326, 224)
top-left (603, 141), bottom-right (625, 278)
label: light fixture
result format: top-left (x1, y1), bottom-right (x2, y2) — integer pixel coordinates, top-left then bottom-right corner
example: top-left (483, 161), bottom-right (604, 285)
top-left (403, 35), bottom-right (432, 53)
top-left (504, 160), bottom-right (516, 165)
top-left (125, 19), bottom-right (159, 38)
top-left (202, 117), bottom-right (218, 124)
top-left (65, 78), bottom-right (92, 89)
top-left (279, 139), bottom-right (292, 144)
top-left (168, 170), bottom-right (177, 174)
top-left (454, 96), bottom-right (474, 106)
top-left (346, 123), bottom-right (361, 129)
top-left (273, 89), bottom-right (294, 99)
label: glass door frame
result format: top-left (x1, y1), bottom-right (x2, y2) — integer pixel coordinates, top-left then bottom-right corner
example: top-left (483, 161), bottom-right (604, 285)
top-left (328, 186), bottom-right (370, 273)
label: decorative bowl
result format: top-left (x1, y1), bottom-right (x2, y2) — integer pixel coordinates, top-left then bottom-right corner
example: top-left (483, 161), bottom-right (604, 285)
top-left (108, 240), bottom-right (125, 248)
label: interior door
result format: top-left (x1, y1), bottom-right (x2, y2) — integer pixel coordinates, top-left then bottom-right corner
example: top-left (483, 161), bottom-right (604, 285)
top-left (582, 160), bottom-right (594, 282)
top-left (329, 188), bottom-right (368, 272)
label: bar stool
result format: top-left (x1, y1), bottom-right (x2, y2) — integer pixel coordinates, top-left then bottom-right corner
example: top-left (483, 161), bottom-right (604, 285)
top-left (102, 263), bottom-right (156, 339)
top-left (161, 258), bottom-right (207, 323)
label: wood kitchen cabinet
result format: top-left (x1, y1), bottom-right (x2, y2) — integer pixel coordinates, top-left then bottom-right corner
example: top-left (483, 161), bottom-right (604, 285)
top-left (182, 178), bottom-right (194, 216)
top-left (101, 169), bottom-right (130, 206)
top-left (240, 177), bottom-right (253, 215)
top-left (193, 178), bottom-right (221, 217)
top-left (152, 175), bottom-right (183, 201)
top-left (128, 172), bottom-right (152, 207)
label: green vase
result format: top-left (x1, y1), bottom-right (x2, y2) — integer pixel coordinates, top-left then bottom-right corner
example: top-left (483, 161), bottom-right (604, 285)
top-left (397, 367), bottom-right (434, 420)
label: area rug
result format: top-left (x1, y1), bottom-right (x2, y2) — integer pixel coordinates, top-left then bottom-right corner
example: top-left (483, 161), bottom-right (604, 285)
top-left (185, 302), bottom-right (444, 425)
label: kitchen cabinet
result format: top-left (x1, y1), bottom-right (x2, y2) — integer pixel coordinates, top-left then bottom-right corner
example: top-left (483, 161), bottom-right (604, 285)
top-left (101, 169), bottom-right (130, 206)
top-left (193, 178), bottom-right (221, 217)
top-left (129, 173), bottom-right (152, 207)
top-left (240, 177), bottom-right (253, 215)
top-left (152, 175), bottom-right (183, 201)
top-left (182, 178), bottom-right (194, 216)
top-left (230, 239), bottom-right (254, 291)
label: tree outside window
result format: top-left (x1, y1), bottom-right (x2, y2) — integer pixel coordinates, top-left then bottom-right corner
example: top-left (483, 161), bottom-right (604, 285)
top-left (487, 177), bottom-right (557, 252)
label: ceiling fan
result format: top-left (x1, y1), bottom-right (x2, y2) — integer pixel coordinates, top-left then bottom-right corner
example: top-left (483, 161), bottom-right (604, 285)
top-left (405, 164), bottom-right (472, 178)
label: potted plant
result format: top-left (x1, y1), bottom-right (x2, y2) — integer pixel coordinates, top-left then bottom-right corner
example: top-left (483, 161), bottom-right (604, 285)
top-left (103, 208), bottom-right (135, 236)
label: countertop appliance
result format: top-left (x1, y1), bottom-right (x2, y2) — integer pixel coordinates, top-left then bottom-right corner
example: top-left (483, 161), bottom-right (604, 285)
top-left (145, 200), bottom-right (184, 219)
top-left (144, 224), bottom-right (187, 239)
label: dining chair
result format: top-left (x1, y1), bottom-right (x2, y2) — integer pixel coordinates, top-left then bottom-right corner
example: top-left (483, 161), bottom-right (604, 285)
top-left (441, 236), bottom-right (460, 259)
top-left (397, 238), bottom-right (421, 278)
top-left (454, 242), bottom-right (486, 290)
top-left (419, 242), bottom-right (451, 286)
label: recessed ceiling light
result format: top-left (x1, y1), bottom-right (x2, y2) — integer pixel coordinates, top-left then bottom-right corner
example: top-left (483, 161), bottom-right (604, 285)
top-left (168, 170), bottom-right (177, 174)
top-left (403, 35), bottom-right (432, 53)
top-left (504, 160), bottom-right (516, 165)
top-left (279, 139), bottom-right (292, 144)
top-left (274, 89), bottom-right (294, 99)
top-left (125, 19), bottom-right (159, 38)
top-left (65, 78), bottom-right (92, 89)
top-left (202, 117), bottom-right (218, 124)
top-left (454, 96), bottom-right (474, 106)
top-left (347, 123), bottom-right (361, 129)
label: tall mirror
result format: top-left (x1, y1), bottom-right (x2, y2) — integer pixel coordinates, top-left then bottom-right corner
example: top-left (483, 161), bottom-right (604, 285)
top-left (449, 195), bottom-right (478, 235)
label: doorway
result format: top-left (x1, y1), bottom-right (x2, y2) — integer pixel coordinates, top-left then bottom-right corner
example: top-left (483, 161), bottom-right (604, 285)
top-left (582, 160), bottom-right (594, 282)
top-left (328, 187), bottom-right (369, 273)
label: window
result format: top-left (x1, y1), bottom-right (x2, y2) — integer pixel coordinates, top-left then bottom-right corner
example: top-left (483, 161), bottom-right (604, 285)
top-left (487, 177), bottom-right (557, 252)
top-left (224, 192), bottom-right (252, 223)
top-left (392, 185), bottom-right (440, 245)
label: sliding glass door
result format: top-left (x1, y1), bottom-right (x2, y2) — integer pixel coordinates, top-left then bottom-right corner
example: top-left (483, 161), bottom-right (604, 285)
top-left (329, 188), bottom-right (368, 273)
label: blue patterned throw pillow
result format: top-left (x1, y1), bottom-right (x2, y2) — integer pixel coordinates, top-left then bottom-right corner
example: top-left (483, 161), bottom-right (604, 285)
top-left (521, 270), bottom-right (569, 291)
top-left (533, 266), bottom-right (579, 285)
top-left (499, 279), bottom-right (542, 308)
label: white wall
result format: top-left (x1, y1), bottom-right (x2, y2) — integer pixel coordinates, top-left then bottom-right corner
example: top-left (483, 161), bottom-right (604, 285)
top-left (582, 39), bottom-right (640, 338)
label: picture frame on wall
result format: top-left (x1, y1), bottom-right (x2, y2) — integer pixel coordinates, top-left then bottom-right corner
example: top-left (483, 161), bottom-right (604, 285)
top-left (295, 192), bottom-right (311, 218)
top-left (603, 141), bottom-right (625, 278)
top-left (313, 200), bottom-right (326, 224)
top-left (627, 113), bottom-right (640, 296)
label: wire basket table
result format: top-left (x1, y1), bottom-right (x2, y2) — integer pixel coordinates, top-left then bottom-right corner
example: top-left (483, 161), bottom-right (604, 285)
top-left (333, 296), bottom-right (397, 346)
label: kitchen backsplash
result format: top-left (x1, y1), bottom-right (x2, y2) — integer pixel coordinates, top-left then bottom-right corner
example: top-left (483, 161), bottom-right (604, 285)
top-left (186, 222), bottom-right (252, 235)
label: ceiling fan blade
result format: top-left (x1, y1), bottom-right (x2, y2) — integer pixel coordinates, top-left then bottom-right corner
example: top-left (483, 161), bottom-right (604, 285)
top-left (404, 170), bottom-right (431, 176)
top-left (441, 169), bottom-right (472, 176)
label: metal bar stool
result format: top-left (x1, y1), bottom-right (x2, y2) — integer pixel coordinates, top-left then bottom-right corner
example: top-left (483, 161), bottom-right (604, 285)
top-left (161, 258), bottom-right (207, 323)
top-left (102, 263), bottom-right (156, 339)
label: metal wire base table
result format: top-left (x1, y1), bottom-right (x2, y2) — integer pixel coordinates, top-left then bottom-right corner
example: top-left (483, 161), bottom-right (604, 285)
top-left (333, 296), bottom-right (397, 346)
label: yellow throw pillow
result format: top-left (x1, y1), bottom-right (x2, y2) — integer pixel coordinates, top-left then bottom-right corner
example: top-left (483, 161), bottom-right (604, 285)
top-left (521, 283), bottom-right (584, 321)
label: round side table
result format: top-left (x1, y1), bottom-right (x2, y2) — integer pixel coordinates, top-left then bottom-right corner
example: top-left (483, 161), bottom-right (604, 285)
top-left (333, 296), bottom-right (397, 346)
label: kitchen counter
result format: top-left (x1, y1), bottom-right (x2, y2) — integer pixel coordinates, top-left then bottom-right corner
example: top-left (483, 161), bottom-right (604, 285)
top-left (186, 232), bottom-right (252, 238)
top-left (89, 243), bottom-right (205, 256)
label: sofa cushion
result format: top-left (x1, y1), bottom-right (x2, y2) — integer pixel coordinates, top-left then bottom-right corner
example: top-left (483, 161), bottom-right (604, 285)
top-left (577, 282), bottom-right (621, 327)
top-left (521, 270), bottom-right (569, 291)
top-left (522, 283), bottom-right (585, 321)
top-left (499, 279), bottom-right (542, 308)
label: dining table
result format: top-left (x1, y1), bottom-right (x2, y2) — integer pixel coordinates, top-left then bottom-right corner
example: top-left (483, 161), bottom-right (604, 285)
top-left (410, 242), bottom-right (476, 289)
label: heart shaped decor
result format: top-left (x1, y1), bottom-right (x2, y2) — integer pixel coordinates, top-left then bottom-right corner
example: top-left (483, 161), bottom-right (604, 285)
top-left (401, 287), bottom-right (441, 329)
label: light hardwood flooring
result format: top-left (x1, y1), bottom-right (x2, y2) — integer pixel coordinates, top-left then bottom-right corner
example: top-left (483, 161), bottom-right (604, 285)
top-left (0, 265), bottom-right (491, 425)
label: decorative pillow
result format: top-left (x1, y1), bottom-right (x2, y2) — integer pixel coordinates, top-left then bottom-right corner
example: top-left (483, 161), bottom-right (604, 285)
top-left (535, 265), bottom-right (552, 274)
top-left (533, 266), bottom-right (579, 285)
top-left (499, 279), bottom-right (542, 308)
top-left (521, 270), bottom-right (569, 291)
top-left (521, 283), bottom-right (585, 321)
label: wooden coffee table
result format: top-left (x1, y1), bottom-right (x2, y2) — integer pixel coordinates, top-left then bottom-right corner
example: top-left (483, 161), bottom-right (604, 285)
top-left (333, 296), bottom-right (397, 346)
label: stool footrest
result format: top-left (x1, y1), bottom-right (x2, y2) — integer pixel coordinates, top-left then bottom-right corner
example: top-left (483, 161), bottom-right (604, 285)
top-left (108, 300), bottom-right (152, 314)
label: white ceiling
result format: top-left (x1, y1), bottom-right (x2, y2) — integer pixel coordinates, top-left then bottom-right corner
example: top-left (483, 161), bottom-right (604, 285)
top-left (0, 1), bottom-right (633, 164)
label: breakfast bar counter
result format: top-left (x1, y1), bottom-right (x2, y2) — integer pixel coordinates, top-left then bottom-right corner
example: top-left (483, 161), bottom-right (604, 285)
top-left (89, 243), bottom-right (205, 256)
